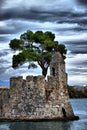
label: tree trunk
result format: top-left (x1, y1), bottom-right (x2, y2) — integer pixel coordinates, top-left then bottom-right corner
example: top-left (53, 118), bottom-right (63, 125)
top-left (42, 67), bottom-right (48, 77)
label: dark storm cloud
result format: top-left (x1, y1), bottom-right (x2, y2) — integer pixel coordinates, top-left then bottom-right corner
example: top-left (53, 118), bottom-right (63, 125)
top-left (0, 7), bottom-right (51, 21)
top-left (0, 3), bottom-right (87, 24)
top-left (0, 7), bottom-right (86, 24)
top-left (77, 0), bottom-right (87, 6)
top-left (0, 0), bottom-right (6, 6)
top-left (0, 0), bottom-right (86, 27)
top-left (55, 26), bottom-right (87, 33)
top-left (57, 13), bottom-right (87, 26)
top-left (0, 7), bottom-right (87, 36)
top-left (65, 41), bottom-right (87, 54)
top-left (0, 7), bottom-right (68, 22)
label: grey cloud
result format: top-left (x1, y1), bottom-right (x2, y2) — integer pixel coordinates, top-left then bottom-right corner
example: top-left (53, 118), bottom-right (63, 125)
top-left (0, 59), bottom-right (10, 66)
top-left (0, 49), bottom-right (12, 73)
top-left (0, 36), bottom-right (10, 42)
top-left (67, 67), bottom-right (87, 77)
top-left (54, 26), bottom-right (87, 34)
top-left (0, 7), bottom-right (47, 21)
top-left (68, 61), bottom-right (87, 68)
top-left (65, 41), bottom-right (87, 54)
top-left (0, 49), bottom-right (11, 57)
top-left (0, 68), bottom-right (6, 74)
top-left (68, 68), bottom-right (87, 73)
top-left (0, 20), bottom-right (27, 35)
top-left (0, 4), bottom-right (87, 39)
top-left (0, 27), bottom-right (16, 35)
top-left (0, 0), bottom-right (6, 6)
top-left (0, 69), bottom-right (12, 80)
top-left (72, 60), bottom-right (87, 67)
top-left (0, 2), bottom-right (86, 23)
top-left (66, 59), bottom-right (87, 79)
top-left (77, 0), bottom-right (87, 6)
top-left (57, 11), bottom-right (87, 28)
top-left (0, 8), bottom-right (87, 36)
top-left (0, 66), bottom-right (10, 74)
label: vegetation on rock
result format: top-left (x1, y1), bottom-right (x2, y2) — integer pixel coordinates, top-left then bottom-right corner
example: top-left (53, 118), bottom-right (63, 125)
top-left (9, 30), bottom-right (67, 76)
top-left (68, 86), bottom-right (87, 98)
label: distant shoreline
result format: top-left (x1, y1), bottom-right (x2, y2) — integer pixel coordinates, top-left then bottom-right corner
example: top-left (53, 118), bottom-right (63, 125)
top-left (68, 86), bottom-right (87, 98)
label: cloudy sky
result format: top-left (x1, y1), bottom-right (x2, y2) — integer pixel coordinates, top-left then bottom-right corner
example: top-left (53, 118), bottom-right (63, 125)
top-left (0, 0), bottom-right (87, 86)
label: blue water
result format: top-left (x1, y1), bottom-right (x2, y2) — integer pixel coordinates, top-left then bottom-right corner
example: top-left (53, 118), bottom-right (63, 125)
top-left (0, 99), bottom-right (87, 130)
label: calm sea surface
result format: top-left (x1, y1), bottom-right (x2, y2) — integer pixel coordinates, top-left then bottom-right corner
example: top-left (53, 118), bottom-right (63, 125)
top-left (0, 99), bottom-right (87, 130)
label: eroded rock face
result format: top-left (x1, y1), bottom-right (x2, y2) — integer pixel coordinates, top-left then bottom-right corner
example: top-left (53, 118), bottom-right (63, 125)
top-left (0, 52), bottom-right (77, 120)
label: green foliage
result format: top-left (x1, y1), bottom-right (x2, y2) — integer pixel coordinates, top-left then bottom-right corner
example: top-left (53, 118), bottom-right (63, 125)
top-left (68, 86), bottom-right (87, 98)
top-left (12, 52), bottom-right (26, 68)
top-left (34, 31), bottom-right (44, 43)
top-left (20, 30), bottom-right (34, 47)
top-left (9, 39), bottom-right (23, 50)
top-left (44, 40), bottom-right (58, 52)
top-left (44, 31), bottom-right (55, 41)
top-left (9, 30), bottom-right (67, 76)
top-left (44, 53), bottom-right (52, 62)
top-left (22, 49), bottom-right (38, 61)
top-left (58, 44), bottom-right (67, 59)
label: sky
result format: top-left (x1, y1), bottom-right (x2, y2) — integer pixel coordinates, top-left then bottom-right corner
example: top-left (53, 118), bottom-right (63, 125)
top-left (0, 0), bottom-right (87, 86)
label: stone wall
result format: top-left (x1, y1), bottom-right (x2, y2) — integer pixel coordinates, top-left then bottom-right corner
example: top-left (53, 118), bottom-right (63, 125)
top-left (0, 52), bottom-right (78, 120)
top-left (0, 88), bottom-right (10, 118)
top-left (0, 75), bottom-right (74, 120)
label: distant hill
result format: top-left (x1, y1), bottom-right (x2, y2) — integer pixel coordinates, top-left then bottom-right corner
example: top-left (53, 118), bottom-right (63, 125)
top-left (0, 86), bottom-right (9, 89)
top-left (68, 86), bottom-right (87, 98)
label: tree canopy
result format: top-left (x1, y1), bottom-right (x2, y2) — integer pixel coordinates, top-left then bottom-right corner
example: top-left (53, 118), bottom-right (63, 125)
top-left (9, 30), bottom-right (67, 76)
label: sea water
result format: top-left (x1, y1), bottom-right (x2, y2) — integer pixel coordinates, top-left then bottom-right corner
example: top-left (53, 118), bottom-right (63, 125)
top-left (0, 99), bottom-right (87, 130)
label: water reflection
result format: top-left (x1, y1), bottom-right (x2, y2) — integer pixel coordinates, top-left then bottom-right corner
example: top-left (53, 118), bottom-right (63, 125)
top-left (0, 123), bottom-right (10, 130)
top-left (0, 121), bottom-right (72, 130)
